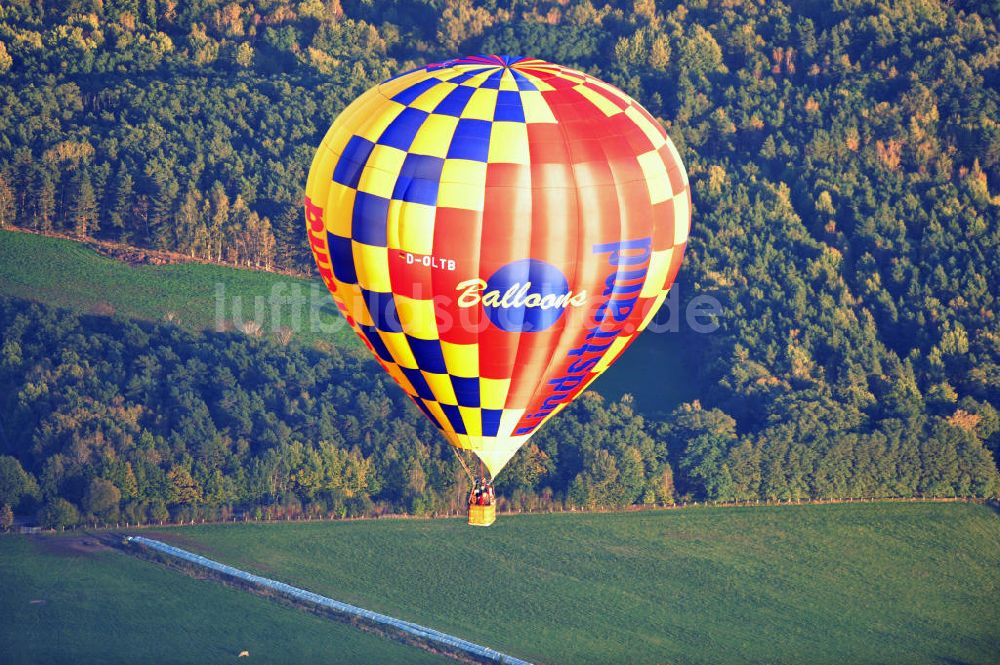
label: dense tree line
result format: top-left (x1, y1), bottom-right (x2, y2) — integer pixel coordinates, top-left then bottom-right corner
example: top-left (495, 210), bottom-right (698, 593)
top-left (0, 0), bottom-right (997, 522)
top-left (0, 297), bottom-right (994, 529)
top-left (0, 297), bottom-right (682, 527)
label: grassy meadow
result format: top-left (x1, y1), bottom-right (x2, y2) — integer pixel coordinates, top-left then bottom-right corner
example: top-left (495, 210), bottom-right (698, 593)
top-left (0, 229), bottom-right (355, 348)
top-left (138, 502), bottom-right (1000, 665)
top-left (0, 535), bottom-right (444, 664)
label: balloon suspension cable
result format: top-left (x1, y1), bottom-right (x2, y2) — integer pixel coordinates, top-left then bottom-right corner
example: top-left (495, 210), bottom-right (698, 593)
top-left (454, 449), bottom-right (476, 484)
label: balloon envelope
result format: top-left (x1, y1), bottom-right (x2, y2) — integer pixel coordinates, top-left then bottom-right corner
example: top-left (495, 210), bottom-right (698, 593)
top-left (305, 55), bottom-right (690, 476)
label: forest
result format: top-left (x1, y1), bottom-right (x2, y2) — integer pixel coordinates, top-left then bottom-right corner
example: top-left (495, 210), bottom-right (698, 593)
top-left (0, 0), bottom-right (997, 525)
top-left (0, 296), bottom-right (995, 528)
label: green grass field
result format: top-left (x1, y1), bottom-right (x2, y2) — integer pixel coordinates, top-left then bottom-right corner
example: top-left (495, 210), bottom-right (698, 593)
top-left (0, 228), bottom-right (696, 415)
top-left (138, 502), bottom-right (1000, 665)
top-left (0, 535), bottom-right (444, 664)
top-left (0, 229), bottom-right (356, 348)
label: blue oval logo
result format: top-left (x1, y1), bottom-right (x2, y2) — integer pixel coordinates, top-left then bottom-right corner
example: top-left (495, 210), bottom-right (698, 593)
top-left (483, 259), bottom-right (571, 332)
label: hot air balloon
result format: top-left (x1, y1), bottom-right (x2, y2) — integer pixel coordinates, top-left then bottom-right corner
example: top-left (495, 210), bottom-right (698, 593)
top-left (304, 55), bottom-right (690, 525)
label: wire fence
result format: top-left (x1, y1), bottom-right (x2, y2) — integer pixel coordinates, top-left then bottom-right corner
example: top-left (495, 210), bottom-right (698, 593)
top-left (12, 495), bottom-right (990, 534)
top-left (127, 536), bottom-right (532, 665)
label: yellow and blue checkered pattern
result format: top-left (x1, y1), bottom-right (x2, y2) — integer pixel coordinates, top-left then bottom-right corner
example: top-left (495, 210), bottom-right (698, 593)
top-left (305, 55), bottom-right (691, 476)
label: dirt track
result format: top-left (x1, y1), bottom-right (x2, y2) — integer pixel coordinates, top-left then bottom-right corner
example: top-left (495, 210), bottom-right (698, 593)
top-left (28, 533), bottom-right (113, 557)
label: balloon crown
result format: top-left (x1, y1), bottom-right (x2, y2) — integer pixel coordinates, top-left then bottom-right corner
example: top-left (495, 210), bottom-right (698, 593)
top-left (386, 55), bottom-right (532, 83)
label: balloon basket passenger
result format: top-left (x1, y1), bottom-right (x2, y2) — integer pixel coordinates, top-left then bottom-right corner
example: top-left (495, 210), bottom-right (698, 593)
top-left (468, 477), bottom-right (496, 527)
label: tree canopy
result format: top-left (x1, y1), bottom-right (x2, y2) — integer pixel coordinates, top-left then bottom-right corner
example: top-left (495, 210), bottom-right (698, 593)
top-left (0, 0), bottom-right (997, 523)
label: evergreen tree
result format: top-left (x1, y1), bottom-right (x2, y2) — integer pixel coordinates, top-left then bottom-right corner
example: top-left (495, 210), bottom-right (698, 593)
top-left (73, 170), bottom-right (99, 237)
top-left (108, 164), bottom-right (134, 235)
top-left (0, 171), bottom-right (14, 228)
top-left (35, 171), bottom-right (56, 232)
